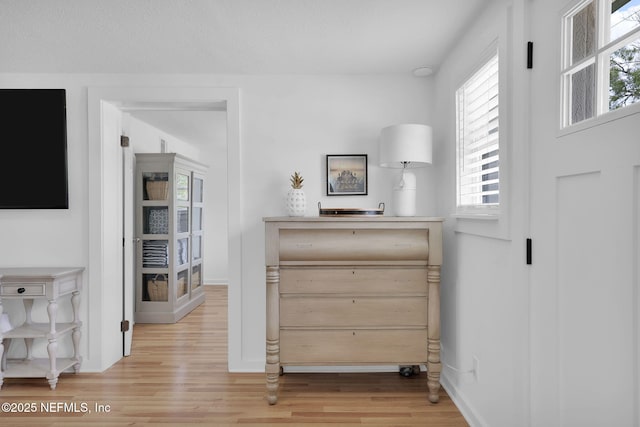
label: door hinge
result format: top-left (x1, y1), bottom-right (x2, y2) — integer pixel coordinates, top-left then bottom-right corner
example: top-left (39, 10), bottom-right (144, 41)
top-left (120, 135), bottom-right (130, 147)
top-left (526, 238), bottom-right (532, 265)
top-left (120, 320), bottom-right (130, 332)
top-left (527, 42), bottom-right (533, 69)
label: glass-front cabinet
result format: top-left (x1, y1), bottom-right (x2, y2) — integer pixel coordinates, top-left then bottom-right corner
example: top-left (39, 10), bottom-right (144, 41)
top-left (135, 153), bottom-right (208, 323)
top-left (191, 174), bottom-right (205, 293)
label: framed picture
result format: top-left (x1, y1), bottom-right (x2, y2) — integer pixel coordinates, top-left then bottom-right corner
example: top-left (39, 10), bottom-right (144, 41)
top-left (326, 154), bottom-right (368, 196)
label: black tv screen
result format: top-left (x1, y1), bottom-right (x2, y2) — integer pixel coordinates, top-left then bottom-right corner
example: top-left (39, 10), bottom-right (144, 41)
top-left (0, 89), bottom-right (69, 209)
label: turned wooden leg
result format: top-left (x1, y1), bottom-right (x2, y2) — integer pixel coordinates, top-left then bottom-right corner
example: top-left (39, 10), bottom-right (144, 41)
top-left (24, 338), bottom-right (34, 360)
top-left (266, 266), bottom-right (280, 405)
top-left (72, 328), bottom-right (82, 373)
top-left (71, 290), bottom-right (81, 323)
top-left (46, 299), bottom-right (59, 390)
top-left (0, 339), bottom-right (4, 389)
top-left (427, 265), bottom-right (442, 403)
top-left (47, 338), bottom-right (58, 390)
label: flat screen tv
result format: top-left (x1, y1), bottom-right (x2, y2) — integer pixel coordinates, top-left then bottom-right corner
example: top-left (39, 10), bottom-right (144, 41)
top-left (0, 89), bottom-right (69, 209)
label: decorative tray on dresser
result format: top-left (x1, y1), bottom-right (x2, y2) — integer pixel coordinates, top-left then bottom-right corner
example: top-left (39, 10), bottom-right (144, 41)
top-left (263, 216), bottom-right (443, 404)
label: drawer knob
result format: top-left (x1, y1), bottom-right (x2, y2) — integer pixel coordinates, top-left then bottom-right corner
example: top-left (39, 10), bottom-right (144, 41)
top-left (17, 287), bottom-right (26, 294)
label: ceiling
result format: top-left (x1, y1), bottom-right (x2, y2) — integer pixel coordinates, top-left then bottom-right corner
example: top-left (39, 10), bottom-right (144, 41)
top-left (1, 0), bottom-right (487, 75)
top-left (1, 0), bottom-right (488, 145)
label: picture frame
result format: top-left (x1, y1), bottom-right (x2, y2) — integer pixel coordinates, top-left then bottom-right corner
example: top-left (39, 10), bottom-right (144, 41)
top-left (326, 154), bottom-right (368, 196)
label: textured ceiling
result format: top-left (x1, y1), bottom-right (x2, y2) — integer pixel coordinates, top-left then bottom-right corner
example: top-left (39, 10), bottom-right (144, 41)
top-left (1, 0), bottom-right (488, 146)
top-left (0, 0), bottom-right (488, 74)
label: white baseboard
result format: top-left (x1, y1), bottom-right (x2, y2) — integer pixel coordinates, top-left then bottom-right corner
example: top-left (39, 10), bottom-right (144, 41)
top-left (440, 371), bottom-right (486, 427)
top-left (204, 279), bottom-right (228, 286)
top-left (283, 365), bottom-right (424, 373)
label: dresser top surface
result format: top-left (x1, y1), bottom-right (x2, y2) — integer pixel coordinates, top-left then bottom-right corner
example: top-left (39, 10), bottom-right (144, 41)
top-left (263, 216), bottom-right (445, 223)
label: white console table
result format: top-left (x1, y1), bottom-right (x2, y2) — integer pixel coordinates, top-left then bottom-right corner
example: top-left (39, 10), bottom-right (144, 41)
top-left (0, 267), bottom-right (83, 390)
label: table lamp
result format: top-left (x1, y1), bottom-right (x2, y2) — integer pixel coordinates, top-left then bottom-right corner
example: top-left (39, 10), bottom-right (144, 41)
top-left (379, 124), bottom-right (432, 216)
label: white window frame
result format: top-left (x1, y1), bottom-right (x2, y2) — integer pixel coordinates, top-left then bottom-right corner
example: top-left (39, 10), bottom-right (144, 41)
top-left (455, 43), bottom-right (501, 216)
top-left (561, 0), bottom-right (640, 129)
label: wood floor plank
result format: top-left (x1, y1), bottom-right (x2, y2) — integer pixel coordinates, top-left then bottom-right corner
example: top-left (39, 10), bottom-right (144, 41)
top-left (0, 286), bottom-right (469, 426)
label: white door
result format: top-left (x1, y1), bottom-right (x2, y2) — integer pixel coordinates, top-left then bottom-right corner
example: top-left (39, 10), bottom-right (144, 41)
top-left (529, 1), bottom-right (640, 426)
top-left (100, 101), bottom-right (127, 366)
top-left (122, 139), bottom-right (135, 356)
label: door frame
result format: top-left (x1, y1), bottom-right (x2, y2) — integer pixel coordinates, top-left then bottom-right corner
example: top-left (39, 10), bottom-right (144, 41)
top-left (87, 87), bottom-right (241, 372)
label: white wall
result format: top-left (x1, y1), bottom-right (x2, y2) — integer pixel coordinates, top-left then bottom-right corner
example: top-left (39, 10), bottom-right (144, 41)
top-left (198, 113), bottom-right (228, 284)
top-left (0, 72), bottom-right (433, 373)
top-left (433, 1), bottom-right (529, 426)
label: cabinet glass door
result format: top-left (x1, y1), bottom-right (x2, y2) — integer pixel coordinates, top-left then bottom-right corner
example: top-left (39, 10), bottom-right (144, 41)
top-left (177, 269), bottom-right (188, 299)
top-left (191, 264), bottom-right (202, 291)
top-left (191, 174), bottom-right (204, 293)
top-left (142, 273), bottom-right (168, 302)
top-left (142, 240), bottom-right (169, 268)
top-left (193, 177), bottom-right (203, 203)
top-left (143, 172), bottom-right (169, 201)
top-left (192, 236), bottom-right (202, 261)
top-left (177, 237), bottom-right (189, 266)
top-left (192, 207), bottom-right (202, 232)
top-left (176, 173), bottom-right (190, 201)
top-left (177, 207), bottom-right (189, 233)
top-left (143, 207), bottom-right (169, 234)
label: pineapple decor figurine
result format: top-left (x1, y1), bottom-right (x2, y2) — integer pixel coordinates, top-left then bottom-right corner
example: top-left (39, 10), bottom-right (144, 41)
top-left (286, 171), bottom-right (306, 216)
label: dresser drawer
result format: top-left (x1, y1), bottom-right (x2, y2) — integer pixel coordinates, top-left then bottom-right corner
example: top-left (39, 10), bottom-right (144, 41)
top-left (280, 296), bottom-right (427, 327)
top-left (280, 329), bottom-right (428, 364)
top-left (0, 283), bottom-right (46, 297)
top-left (279, 228), bottom-right (428, 262)
top-left (280, 267), bottom-right (427, 295)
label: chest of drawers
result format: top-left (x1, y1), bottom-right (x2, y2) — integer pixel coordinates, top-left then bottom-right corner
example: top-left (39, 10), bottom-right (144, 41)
top-left (263, 217), bottom-right (443, 404)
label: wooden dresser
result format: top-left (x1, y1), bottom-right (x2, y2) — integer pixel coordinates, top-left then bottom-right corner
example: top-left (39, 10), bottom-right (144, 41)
top-left (263, 217), bottom-right (443, 404)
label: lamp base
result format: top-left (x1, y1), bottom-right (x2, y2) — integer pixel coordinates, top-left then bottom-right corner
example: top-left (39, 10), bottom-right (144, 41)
top-left (393, 188), bottom-right (416, 216)
top-left (392, 170), bottom-right (417, 216)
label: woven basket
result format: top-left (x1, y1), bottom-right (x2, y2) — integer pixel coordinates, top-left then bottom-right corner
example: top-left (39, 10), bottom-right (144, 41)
top-left (177, 277), bottom-right (187, 297)
top-left (192, 270), bottom-right (201, 287)
top-left (146, 181), bottom-right (168, 200)
top-left (147, 274), bottom-right (168, 301)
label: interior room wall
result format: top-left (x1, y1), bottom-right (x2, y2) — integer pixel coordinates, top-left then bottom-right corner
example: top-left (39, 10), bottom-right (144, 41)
top-left (432, 1), bottom-right (528, 426)
top-left (198, 112), bottom-right (228, 285)
top-left (0, 72), bottom-right (434, 373)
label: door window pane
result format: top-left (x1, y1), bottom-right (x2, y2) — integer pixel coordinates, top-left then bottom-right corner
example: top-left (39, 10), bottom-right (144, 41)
top-left (609, 36), bottom-right (640, 110)
top-left (572, 2), bottom-right (596, 64)
top-left (610, 0), bottom-right (640, 41)
top-left (571, 63), bottom-right (596, 124)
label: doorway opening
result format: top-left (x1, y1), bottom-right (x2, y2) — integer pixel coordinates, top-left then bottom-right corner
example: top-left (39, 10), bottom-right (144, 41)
top-left (87, 87), bottom-right (241, 373)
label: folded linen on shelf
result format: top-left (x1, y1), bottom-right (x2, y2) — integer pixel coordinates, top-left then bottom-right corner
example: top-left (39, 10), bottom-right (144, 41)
top-left (143, 240), bottom-right (169, 268)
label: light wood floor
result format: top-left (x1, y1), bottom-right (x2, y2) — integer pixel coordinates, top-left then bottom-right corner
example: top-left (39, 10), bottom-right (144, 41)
top-left (1, 286), bottom-right (469, 426)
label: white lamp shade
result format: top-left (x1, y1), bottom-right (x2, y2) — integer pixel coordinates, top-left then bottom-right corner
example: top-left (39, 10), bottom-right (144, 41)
top-left (379, 124), bottom-right (433, 168)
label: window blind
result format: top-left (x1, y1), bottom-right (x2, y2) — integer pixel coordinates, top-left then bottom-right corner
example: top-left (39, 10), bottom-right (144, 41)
top-left (456, 52), bottom-right (500, 207)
